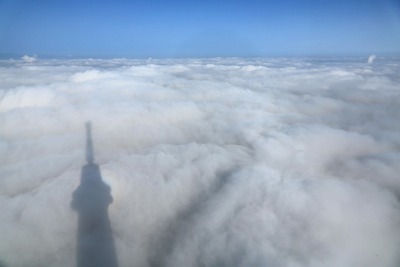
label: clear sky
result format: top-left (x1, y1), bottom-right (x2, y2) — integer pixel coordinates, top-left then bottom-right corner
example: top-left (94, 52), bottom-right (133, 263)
top-left (0, 0), bottom-right (399, 58)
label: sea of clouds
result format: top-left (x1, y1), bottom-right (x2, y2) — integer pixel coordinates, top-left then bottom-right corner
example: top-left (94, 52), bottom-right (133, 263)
top-left (0, 56), bottom-right (400, 267)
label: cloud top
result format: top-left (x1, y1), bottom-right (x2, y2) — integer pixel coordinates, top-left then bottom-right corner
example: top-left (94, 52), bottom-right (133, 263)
top-left (0, 57), bottom-right (400, 267)
top-left (21, 55), bottom-right (38, 63)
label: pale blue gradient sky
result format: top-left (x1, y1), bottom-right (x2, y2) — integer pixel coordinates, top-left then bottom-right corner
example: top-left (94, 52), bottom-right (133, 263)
top-left (0, 0), bottom-right (399, 58)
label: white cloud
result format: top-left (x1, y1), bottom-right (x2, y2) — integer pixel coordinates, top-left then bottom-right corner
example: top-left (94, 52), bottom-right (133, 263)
top-left (21, 55), bottom-right (38, 63)
top-left (0, 57), bottom-right (400, 267)
top-left (368, 54), bottom-right (376, 64)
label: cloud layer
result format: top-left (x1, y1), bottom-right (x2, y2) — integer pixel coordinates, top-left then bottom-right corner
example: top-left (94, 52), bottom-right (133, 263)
top-left (1, 57), bottom-right (400, 267)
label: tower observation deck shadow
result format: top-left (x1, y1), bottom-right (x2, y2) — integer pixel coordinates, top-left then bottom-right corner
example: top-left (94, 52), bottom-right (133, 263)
top-left (71, 122), bottom-right (119, 267)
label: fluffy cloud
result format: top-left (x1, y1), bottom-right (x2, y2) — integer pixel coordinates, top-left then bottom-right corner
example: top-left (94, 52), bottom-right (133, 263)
top-left (0, 57), bottom-right (399, 267)
top-left (21, 55), bottom-right (38, 63)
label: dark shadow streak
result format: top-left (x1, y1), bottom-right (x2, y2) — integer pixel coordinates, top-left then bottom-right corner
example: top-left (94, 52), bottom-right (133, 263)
top-left (149, 169), bottom-right (236, 267)
top-left (71, 122), bottom-right (119, 267)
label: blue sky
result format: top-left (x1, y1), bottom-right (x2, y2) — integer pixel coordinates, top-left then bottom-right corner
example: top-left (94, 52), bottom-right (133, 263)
top-left (0, 0), bottom-right (399, 58)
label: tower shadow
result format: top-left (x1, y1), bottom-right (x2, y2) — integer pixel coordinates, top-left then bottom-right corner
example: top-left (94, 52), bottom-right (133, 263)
top-left (71, 122), bottom-right (119, 267)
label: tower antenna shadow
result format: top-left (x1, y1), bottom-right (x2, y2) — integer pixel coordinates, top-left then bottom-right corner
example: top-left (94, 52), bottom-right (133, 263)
top-left (71, 121), bottom-right (119, 267)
